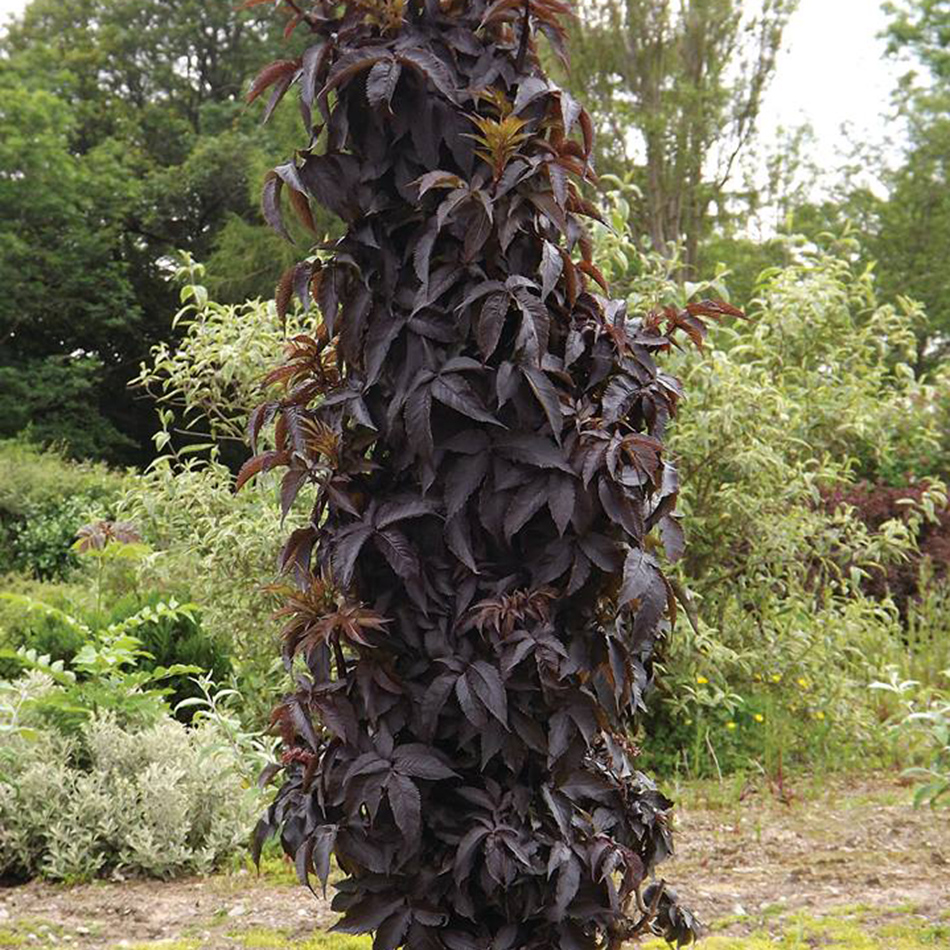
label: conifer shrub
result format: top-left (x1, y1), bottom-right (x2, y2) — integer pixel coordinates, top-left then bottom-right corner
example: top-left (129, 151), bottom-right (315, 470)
top-left (242, 1), bottom-right (736, 946)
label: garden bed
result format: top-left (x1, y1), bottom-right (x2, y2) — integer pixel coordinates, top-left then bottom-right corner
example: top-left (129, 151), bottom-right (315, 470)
top-left (0, 774), bottom-right (946, 949)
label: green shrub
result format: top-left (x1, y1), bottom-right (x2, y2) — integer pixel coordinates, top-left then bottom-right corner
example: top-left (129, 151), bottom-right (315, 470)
top-left (105, 591), bottom-right (233, 719)
top-left (903, 695), bottom-right (950, 808)
top-left (0, 438), bottom-right (125, 520)
top-left (1, 589), bottom-right (232, 721)
top-left (869, 668), bottom-right (950, 807)
top-left (121, 460), bottom-right (283, 665)
top-left (640, 591), bottom-right (908, 777)
top-left (0, 439), bottom-right (126, 580)
top-left (130, 255), bottom-right (305, 459)
top-left (0, 694), bottom-right (262, 881)
top-left (2, 509), bottom-right (234, 720)
top-left (122, 273), bottom-right (297, 727)
top-left (7, 494), bottom-right (103, 580)
top-left (0, 575), bottom-right (88, 678)
top-left (0, 600), bottom-right (205, 737)
top-left (591, 188), bottom-right (949, 777)
top-left (0, 581), bottom-right (271, 883)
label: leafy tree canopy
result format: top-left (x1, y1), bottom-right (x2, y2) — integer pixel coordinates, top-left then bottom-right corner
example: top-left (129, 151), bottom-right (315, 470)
top-left (0, 0), bottom-right (336, 462)
top-left (556, 0), bottom-right (797, 270)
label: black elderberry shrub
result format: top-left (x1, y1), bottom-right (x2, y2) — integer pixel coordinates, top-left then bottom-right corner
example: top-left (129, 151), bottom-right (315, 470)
top-left (242, 2), bottom-right (739, 946)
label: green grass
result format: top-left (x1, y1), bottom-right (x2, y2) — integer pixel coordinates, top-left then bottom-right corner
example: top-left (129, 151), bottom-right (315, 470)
top-left (103, 929), bottom-right (372, 950)
top-left (0, 927), bottom-right (29, 949)
top-left (99, 909), bottom-right (948, 950)
top-left (230, 930), bottom-right (369, 950)
top-left (0, 918), bottom-right (68, 950)
top-left (640, 905), bottom-right (949, 949)
top-left (121, 942), bottom-right (202, 950)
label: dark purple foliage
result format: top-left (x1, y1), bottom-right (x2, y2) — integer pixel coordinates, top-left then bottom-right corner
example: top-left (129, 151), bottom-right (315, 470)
top-left (822, 480), bottom-right (950, 619)
top-left (241, 1), bottom-right (734, 946)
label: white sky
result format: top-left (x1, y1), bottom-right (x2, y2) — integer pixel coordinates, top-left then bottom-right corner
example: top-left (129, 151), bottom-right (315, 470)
top-left (0, 0), bottom-right (907, 179)
top-left (760, 0), bottom-right (903, 168)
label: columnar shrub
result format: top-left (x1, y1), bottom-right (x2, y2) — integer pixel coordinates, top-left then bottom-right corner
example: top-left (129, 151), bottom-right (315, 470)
top-left (245, 1), bottom-right (732, 946)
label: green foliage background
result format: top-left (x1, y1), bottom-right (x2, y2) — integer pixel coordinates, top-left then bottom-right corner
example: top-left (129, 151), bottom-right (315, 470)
top-left (1, 0), bottom-right (949, 887)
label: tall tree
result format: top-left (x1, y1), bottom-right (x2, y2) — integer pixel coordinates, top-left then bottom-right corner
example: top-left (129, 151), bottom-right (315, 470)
top-left (884, 0), bottom-right (950, 80)
top-left (559, 0), bottom-right (796, 270)
top-left (870, 0), bottom-right (950, 367)
top-left (0, 0), bottom-right (331, 461)
top-left (793, 1), bottom-right (950, 371)
top-left (0, 71), bottom-right (145, 458)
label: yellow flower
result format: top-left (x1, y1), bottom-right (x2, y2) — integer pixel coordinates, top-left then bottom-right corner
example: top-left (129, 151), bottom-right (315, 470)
top-left (696, 675), bottom-right (709, 685)
top-left (754, 713), bottom-right (764, 723)
top-left (771, 674), bottom-right (782, 683)
top-left (753, 673), bottom-right (762, 681)
top-left (814, 711), bottom-right (825, 720)
top-left (797, 677), bottom-right (809, 689)
top-left (726, 721), bottom-right (737, 731)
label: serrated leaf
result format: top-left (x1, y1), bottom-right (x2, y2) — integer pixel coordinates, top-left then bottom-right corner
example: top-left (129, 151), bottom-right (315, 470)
top-left (262, 173), bottom-right (291, 243)
top-left (522, 366), bottom-right (563, 442)
top-left (393, 743), bottom-right (459, 780)
top-left (235, 449), bottom-right (290, 492)
top-left (468, 661), bottom-right (507, 725)
top-left (445, 513), bottom-right (478, 573)
top-left (397, 48), bottom-right (458, 103)
top-left (279, 466), bottom-right (308, 521)
top-left (247, 59), bottom-right (299, 105)
top-left (454, 826), bottom-right (490, 884)
top-left (376, 497), bottom-right (438, 528)
top-left (250, 817), bottom-right (275, 870)
top-left (416, 170), bottom-right (465, 198)
top-left (659, 514), bottom-right (685, 563)
top-left (405, 385), bottom-right (434, 459)
top-left (495, 434), bottom-right (573, 473)
top-left (513, 76), bottom-right (551, 114)
top-left (547, 474), bottom-right (576, 536)
top-left (455, 671), bottom-right (488, 727)
top-left (504, 483), bottom-right (547, 540)
top-left (387, 772), bottom-right (422, 847)
top-left (513, 289), bottom-right (550, 363)
top-left (375, 909), bottom-right (411, 950)
top-left (331, 524), bottom-right (374, 587)
top-left (295, 837), bottom-right (317, 894)
top-left (619, 548), bottom-right (667, 641)
top-left (262, 70), bottom-right (295, 123)
top-left (323, 49), bottom-right (391, 95)
top-left (366, 58), bottom-right (402, 109)
top-left (540, 241), bottom-right (563, 301)
top-left (374, 527), bottom-right (419, 579)
top-left (602, 375), bottom-right (640, 423)
top-left (554, 854), bottom-right (581, 918)
top-left (432, 375), bottom-right (501, 427)
top-left (444, 452), bottom-right (490, 520)
top-left (413, 218), bottom-right (439, 291)
top-left (476, 292), bottom-right (511, 360)
top-left (334, 895), bottom-right (406, 935)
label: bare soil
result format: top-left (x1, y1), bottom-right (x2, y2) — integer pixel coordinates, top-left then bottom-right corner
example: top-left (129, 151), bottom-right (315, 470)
top-left (1, 774), bottom-right (947, 948)
top-left (659, 773), bottom-right (949, 936)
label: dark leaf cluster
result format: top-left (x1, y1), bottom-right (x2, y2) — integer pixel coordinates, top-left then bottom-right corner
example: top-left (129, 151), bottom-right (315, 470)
top-left (821, 480), bottom-right (950, 620)
top-left (244, 1), bottom-right (723, 946)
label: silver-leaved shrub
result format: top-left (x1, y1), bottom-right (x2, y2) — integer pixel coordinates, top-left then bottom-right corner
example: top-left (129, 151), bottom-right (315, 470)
top-left (0, 675), bottom-right (261, 882)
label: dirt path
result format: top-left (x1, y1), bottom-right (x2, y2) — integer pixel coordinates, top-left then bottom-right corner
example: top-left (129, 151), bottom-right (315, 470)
top-left (659, 774), bottom-right (949, 938)
top-left (1, 774), bottom-right (947, 949)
